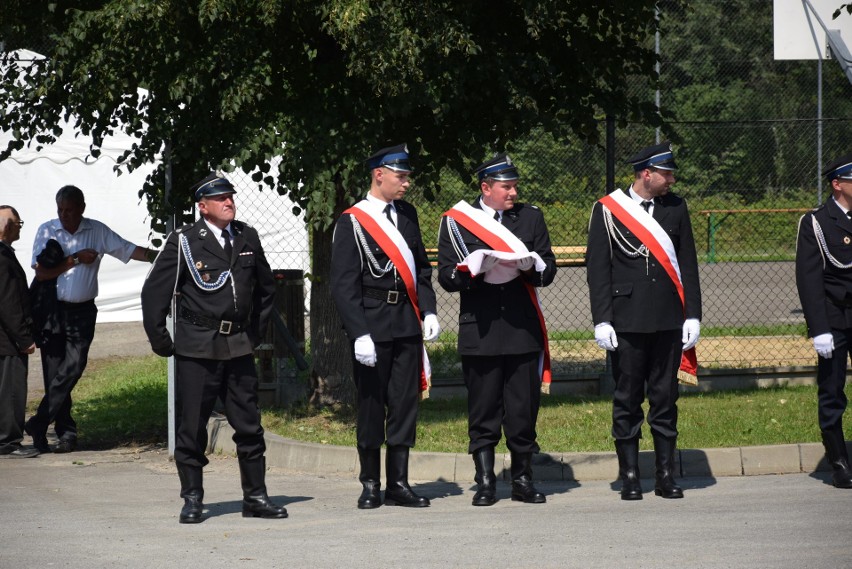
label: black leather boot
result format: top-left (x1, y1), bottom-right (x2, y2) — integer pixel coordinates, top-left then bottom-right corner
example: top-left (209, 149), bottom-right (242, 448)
top-left (239, 457), bottom-right (289, 518)
top-left (653, 434), bottom-right (684, 499)
top-left (471, 447), bottom-right (498, 506)
top-left (176, 463), bottom-right (204, 524)
top-left (821, 428), bottom-right (852, 489)
top-left (615, 438), bottom-right (643, 501)
top-left (384, 446), bottom-right (430, 507)
top-left (510, 453), bottom-right (546, 504)
top-left (357, 447), bottom-right (382, 509)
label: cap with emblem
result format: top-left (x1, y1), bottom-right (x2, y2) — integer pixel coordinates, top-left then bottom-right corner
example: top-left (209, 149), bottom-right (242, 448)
top-left (474, 152), bottom-right (519, 182)
top-left (366, 143), bottom-right (413, 173)
top-left (627, 141), bottom-right (677, 171)
top-left (823, 153), bottom-right (852, 181)
top-left (191, 172), bottom-right (237, 202)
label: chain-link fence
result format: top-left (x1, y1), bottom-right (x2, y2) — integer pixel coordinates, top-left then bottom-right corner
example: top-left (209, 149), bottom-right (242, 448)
top-left (234, 1), bottom-right (852, 391)
top-left (13, 2), bottom-right (852, 391)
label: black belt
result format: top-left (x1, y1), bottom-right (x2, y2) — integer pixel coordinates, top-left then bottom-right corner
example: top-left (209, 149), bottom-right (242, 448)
top-left (59, 299), bottom-right (96, 310)
top-left (362, 286), bottom-right (408, 304)
top-left (179, 306), bottom-right (247, 335)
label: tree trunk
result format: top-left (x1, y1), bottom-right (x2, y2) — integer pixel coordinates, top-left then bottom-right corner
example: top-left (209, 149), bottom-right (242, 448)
top-left (308, 194), bottom-right (356, 406)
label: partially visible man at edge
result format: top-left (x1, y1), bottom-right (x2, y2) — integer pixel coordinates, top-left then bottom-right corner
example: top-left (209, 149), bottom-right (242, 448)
top-left (0, 205), bottom-right (39, 459)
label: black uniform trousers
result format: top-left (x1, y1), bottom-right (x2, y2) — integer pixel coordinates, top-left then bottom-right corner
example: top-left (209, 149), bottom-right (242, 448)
top-left (174, 354), bottom-right (266, 467)
top-left (353, 335), bottom-right (421, 450)
top-left (462, 352), bottom-right (541, 455)
top-left (816, 328), bottom-right (851, 432)
top-left (30, 300), bottom-right (97, 440)
top-left (0, 354), bottom-right (28, 450)
top-left (611, 329), bottom-right (681, 441)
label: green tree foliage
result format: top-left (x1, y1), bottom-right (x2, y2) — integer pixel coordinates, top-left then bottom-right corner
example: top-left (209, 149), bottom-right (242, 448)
top-left (0, 0), bottom-right (675, 403)
top-left (659, 0), bottom-right (852, 199)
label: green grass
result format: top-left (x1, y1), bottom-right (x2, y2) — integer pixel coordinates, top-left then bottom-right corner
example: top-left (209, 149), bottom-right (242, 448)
top-left (33, 356), bottom-right (169, 448)
top-left (52, 355), bottom-right (850, 453)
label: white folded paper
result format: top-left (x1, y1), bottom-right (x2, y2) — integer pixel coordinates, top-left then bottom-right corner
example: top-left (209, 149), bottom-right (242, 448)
top-left (458, 249), bottom-right (546, 284)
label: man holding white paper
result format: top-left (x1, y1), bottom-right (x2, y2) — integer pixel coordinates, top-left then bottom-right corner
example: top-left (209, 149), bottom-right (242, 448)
top-left (438, 152), bottom-right (556, 506)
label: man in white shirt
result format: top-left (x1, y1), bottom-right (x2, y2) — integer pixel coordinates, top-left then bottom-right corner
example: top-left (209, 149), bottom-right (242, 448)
top-left (25, 185), bottom-right (155, 453)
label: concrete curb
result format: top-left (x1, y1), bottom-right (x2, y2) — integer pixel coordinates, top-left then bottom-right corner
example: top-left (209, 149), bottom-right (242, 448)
top-left (207, 417), bottom-right (849, 482)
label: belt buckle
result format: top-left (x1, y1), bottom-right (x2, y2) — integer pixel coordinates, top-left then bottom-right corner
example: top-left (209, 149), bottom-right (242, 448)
top-left (219, 320), bottom-right (233, 335)
top-left (386, 290), bottom-right (399, 304)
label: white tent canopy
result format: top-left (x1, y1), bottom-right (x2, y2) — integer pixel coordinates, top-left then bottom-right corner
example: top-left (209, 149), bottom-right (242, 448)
top-left (1, 49), bottom-right (309, 322)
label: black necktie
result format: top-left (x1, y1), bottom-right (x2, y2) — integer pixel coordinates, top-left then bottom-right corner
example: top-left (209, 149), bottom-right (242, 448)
top-left (222, 228), bottom-right (233, 258)
top-left (641, 200), bottom-right (653, 213)
top-left (493, 211), bottom-right (500, 222)
top-left (384, 204), bottom-right (395, 226)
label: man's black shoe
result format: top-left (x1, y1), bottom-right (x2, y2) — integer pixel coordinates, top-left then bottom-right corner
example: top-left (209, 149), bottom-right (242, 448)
top-left (53, 438), bottom-right (78, 454)
top-left (0, 446), bottom-right (40, 458)
top-left (24, 420), bottom-right (50, 453)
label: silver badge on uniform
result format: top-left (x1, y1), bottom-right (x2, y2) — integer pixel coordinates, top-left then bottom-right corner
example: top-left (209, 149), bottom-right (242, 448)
top-left (199, 228), bottom-right (208, 237)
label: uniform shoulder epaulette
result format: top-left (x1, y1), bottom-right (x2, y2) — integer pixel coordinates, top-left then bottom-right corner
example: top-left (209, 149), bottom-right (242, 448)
top-left (232, 219), bottom-right (252, 231)
top-left (174, 222), bottom-right (195, 234)
top-left (812, 203), bottom-right (826, 213)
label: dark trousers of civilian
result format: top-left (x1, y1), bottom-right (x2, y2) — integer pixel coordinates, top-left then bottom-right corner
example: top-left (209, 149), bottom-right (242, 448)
top-left (352, 336), bottom-right (421, 450)
top-left (29, 301), bottom-right (97, 441)
top-left (174, 354), bottom-right (266, 468)
top-left (610, 329), bottom-right (681, 441)
top-left (0, 354), bottom-right (28, 450)
top-left (462, 352), bottom-right (542, 455)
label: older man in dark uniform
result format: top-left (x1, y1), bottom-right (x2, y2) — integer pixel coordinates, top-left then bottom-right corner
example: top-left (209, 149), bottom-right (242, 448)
top-left (795, 152), bottom-right (852, 489)
top-left (0, 206), bottom-right (39, 459)
top-left (438, 153), bottom-right (557, 506)
top-left (331, 143), bottom-right (440, 509)
top-left (141, 172), bottom-right (288, 523)
top-left (586, 142), bottom-right (701, 501)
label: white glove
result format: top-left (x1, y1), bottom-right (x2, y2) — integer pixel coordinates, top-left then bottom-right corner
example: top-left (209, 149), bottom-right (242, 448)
top-left (594, 323), bottom-right (618, 351)
top-left (681, 318), bottom-right (701, 351)
top-left (516, 256), bottom-right (535, 271)
top-left (354, 335), bottom-right (377, 367)
top-left (813, 333), bottom-right (834, 359)
top-left (422, 313), bottom-right (441, 342)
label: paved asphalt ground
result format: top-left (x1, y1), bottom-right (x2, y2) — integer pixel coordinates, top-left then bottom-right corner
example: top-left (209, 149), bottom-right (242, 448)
top-left (10, 320), bottom-right (851, 568)
top-left (2, 447), bottom-right (851, 569)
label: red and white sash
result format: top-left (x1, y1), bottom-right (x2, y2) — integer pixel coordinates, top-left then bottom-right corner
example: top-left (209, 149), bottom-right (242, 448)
top-left (598, 189), bottom-right (698, 385)
top-left (443, 200), bottom-right (553, 394)
top-left (345, 201), bottom-right (432, 397)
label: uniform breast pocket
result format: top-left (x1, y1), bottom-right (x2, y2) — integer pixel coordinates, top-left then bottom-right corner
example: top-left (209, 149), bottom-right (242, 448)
top-left (666, 226), bottom-right (681, 247)
top-left (239, 252), bottom-right (256, 268)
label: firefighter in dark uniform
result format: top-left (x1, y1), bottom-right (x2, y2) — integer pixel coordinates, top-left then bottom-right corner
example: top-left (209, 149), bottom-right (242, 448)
top-left (437, 153), bottom-right (557, 506)
top-left (141, 172), bottom-right (288, 523)
top-left (795, 152), bottom-right (852, 489)
top-left (330, 144), bottom-right (440, 509)
top-left (586, 142), bottom-right (701, 501)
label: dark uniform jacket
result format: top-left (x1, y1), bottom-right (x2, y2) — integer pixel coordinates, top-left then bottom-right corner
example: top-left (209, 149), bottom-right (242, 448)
top-left (796, 199), bottom-right (852, 336)
top-left (586, 189), bottom-right (701, 333)
top-left (0, 242), bottom-right (34, 356)
top-left (330, 199), bottom-right (436, 342)
top-left (437, 200), bottom-right (557, 356)
top-left (141, 219), bottom-right (275, 360)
